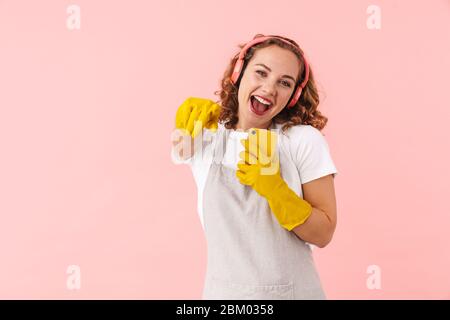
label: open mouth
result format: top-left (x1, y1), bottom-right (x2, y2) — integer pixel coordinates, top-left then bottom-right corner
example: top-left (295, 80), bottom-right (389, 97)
top-left (249, 95), bottom-right (273, 116)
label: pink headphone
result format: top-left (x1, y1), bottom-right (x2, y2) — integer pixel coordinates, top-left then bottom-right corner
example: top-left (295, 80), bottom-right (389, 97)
top-left (230, 35), bottom-right (310, 108)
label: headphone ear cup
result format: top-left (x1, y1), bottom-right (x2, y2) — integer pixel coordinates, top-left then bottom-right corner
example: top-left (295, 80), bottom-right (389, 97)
top-left (231, 59), bottom-right (244, 84)
top-left (231, 58), bottom-right (251, 88)
top-left (287, 86), bottom-right (302, 108)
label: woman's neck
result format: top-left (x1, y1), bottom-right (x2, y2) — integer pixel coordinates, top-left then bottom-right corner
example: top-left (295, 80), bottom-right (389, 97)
top-left (235, 120), bottom-right (273, 132)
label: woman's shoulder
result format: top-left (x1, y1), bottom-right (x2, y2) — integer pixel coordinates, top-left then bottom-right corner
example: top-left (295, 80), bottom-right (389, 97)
top-left (274, 123), bottom-right (324, 143)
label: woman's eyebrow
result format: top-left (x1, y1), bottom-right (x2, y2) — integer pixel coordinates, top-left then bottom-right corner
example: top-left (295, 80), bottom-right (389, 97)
top-left (254, 63), bottom-right (296, 82)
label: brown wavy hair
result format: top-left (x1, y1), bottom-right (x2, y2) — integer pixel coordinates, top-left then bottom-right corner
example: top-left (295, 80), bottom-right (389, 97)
top-left (214, 34), bottom-right (328, 134)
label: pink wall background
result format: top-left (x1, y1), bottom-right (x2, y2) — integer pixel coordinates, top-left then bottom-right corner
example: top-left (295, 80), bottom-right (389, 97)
top-left (0, 0), bottom-right (449, 299)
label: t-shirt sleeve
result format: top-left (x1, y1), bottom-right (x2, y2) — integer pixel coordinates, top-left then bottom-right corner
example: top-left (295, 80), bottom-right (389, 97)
top-left (291, 126), bottom-right (338, 184)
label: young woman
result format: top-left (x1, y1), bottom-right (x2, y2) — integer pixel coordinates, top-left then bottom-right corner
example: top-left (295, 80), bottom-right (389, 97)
top-left (172, 34), bottom-right (338, 300)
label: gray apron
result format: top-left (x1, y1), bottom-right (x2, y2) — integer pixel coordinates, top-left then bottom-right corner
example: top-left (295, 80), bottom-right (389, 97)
top-left (201, 126), bottom-right (326, 300)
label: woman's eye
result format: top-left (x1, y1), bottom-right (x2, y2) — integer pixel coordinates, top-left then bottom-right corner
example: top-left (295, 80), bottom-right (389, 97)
top-left (281, 80), bottom-right (291, 88)
top-left (256, 70), bottom-right (291, 88)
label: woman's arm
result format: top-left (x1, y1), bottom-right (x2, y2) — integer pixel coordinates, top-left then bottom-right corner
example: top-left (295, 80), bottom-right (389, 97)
top-left (171, 128), bottom-right (195, 161)
top-left (292, 174), bottom-right (337, 248)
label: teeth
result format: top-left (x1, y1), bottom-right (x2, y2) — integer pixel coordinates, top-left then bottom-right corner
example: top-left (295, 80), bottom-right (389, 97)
top-left (253, 95), bottom-right (272, 106)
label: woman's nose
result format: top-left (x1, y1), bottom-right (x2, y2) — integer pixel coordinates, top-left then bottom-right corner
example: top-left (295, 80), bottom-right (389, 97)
top-left (261, 79), bottom-right (277, 96)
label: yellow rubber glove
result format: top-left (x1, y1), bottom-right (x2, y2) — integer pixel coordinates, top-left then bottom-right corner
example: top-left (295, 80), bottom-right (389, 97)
top-left (175, 97), bottom-right (221, 138)
top-left (236, 128), bottom-right (313, 231)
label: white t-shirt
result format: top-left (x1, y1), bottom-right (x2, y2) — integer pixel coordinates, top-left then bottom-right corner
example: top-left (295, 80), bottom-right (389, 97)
top-left (172, 122), bottom-right (338, 232)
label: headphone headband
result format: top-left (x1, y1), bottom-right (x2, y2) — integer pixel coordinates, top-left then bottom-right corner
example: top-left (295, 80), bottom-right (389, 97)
top-left (230, 36), bottom-right (310, 108)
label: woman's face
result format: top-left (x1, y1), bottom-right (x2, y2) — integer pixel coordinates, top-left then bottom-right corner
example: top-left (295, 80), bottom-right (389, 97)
top-left (236, 45), bottom-right (300, 131)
